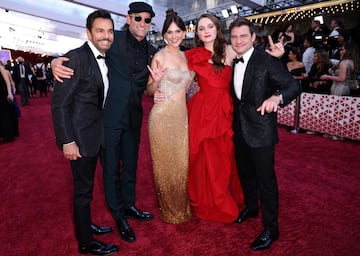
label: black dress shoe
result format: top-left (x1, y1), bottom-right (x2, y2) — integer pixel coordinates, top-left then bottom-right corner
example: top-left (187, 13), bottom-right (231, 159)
top-left (116, 218), bottom-right (136, 243)
top-left (233, 208), bottom-right (258, 223)
top-left (251, 229), bottom-right (279, 251)
top-left (124, 206), bottom-right (153, 221)
top-left (79, 240), bottom-right (119, 255)
top-left (90, 223), bottom-right (113, 235)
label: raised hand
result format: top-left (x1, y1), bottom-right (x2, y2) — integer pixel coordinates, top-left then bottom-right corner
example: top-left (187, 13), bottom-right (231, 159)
top-left (265, 35), bottom-right (285, 58)
top-left (147, 59), bottom-right (168, 83)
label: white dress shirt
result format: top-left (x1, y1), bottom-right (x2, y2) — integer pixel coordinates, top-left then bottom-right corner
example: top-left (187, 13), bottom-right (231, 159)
top-left (302, 46), bottom-right (315, 75)
top-left (88, 41), bottom-right (109, 107)
top-left (233, 47), bottom-right (254, 100)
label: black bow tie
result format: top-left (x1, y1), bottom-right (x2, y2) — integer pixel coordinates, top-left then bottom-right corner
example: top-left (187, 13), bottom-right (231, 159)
top-left (233, 57), bottom-right (244, 64)
top-left (97, 55), bottom-right (106, 59)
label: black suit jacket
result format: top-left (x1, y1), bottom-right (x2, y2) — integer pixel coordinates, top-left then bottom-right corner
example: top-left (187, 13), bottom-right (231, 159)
top-left (104, 30), bottom-right (157, 130)
top-left (13, 62), bottom-right (31, 86)
top-left (231, 49), bottom-right (301, 148)
top-left (51, 42), bottom-right (104, 157)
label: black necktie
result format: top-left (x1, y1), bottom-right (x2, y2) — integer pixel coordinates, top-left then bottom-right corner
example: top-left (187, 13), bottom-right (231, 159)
top-left (97, 55), bottom-right (106, 59)
top-left (233, 57), bottom-right (244, 64)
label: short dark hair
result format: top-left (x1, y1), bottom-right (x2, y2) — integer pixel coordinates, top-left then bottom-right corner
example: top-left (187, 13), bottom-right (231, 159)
top-left (229, 17), bottom-right (255, 35)
top-left (86, 10), bottom-right (114, 31)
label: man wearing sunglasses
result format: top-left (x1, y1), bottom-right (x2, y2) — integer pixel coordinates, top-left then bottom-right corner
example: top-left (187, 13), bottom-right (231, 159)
top-left (52, 2), bottom-right (156, 244)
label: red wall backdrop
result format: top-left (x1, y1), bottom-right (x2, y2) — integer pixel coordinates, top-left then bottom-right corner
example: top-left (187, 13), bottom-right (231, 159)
top-left (3, 48), bottom-right (55, 65)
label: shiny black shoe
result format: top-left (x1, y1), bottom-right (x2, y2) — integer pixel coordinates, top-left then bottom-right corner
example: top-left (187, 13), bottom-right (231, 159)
top-left (78, 240), bottom-right (119, 255)
top-left (90, 223), bottom-right (113, 235)
top-left (124, 206), bottom-right (153, 221)
top-left (116, 218), bottom-right (136, 243)
top-left (233, 208), bottom-right (258, 223)
top-left (251, 229), bottom-right (279, 251)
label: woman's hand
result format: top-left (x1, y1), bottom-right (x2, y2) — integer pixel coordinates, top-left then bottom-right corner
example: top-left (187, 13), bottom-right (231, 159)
top-left (147, 60), bottom-right (167, 83)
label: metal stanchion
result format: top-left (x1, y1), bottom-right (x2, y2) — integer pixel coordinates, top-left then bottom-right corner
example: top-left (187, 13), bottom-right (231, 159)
top-left (290, 94), bottom-right (301, 134)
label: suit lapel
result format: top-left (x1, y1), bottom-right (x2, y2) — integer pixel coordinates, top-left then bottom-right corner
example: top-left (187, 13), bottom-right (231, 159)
top-left (84, 43), bottom-right (105, 108)
top-left (241, 50), bottom-right (256, 99)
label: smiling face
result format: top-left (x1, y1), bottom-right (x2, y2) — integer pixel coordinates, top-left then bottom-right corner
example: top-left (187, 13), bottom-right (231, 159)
top-left (86, 17), bottom-right (114, 55)
top-left (126, 12), bottom-right (152, 41)
top-left (163, 22), bottom-right (185, 48)
top-left (230, 25), bottom-right (255, 56)
top-left (196, 17), bottom-right (217, 45)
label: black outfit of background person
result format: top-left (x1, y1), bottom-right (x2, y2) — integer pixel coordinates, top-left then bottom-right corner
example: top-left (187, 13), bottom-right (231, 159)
top-left (308, 62), bottom-right (332, 94)
top-left (0, 72), bottom-right (17, 142)
top-left (13, 59), bottom-right (31, 106)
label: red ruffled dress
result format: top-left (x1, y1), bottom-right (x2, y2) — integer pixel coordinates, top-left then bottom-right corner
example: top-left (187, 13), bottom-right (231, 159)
top-left (185, 47), bottom-right (244, 223)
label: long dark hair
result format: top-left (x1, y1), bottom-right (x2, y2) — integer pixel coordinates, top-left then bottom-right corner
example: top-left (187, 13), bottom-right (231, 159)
top-left (194, 14), bottom-right (226, 69)
top-left (342, 41), bottom-right (359, 76)
top-left (315, 49), bottom-right (331, 73)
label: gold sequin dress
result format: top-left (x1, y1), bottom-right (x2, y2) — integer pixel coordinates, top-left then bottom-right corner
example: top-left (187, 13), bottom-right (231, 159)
top-left (148, 69), bottom-right (193, 224)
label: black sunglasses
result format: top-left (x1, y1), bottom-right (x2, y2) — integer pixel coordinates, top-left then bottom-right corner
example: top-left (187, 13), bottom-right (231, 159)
top-left (131, 15), bottom-right (152, 24)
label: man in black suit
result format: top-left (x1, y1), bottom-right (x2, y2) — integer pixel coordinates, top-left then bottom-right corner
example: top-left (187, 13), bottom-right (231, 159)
top-left (13, 56), bottom-right (31, 106)
top-left (52, 2), bottom-right (156, 243)
top-left (51, 10), bottom-right (118, 255)
top-left (229, 18), bottom-right (301, 251)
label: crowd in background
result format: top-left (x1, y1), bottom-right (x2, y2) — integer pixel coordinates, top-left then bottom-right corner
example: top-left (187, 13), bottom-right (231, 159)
top-left (263, 18), bottom-right (360, 97)
top-left (0, 56), bottom-right (54, 143)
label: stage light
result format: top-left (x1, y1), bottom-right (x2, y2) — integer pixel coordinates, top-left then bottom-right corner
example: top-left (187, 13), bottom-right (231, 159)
top-left (230, 5), bottom-right (238, 14)
top-left (221, 9), bottom-right (229, 18)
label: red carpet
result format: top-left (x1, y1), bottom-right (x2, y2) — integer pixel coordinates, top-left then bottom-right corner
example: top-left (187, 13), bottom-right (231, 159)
top-left (0, 94), bottom-right (359, 256)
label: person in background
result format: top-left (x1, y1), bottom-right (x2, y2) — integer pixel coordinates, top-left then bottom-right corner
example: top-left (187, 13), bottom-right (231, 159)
top-left (307, 49), bottom-right (332, 94)
top-left (320, 41), bottom-right (359, 96)
top-left (0, 60), bottom-right (19, 138)
top-left (51, 1), bottom-right (156, 243)
top-left (302, 36), bottom-right (315, 75)
top-left (287, 47), bottom-right (306, 81)
top-left (278, 24), bottom-right (295, 45)
top-left (13, 56), bottom-right (31, 106)
top-left (0, 61), bottom-right (16, 142)
top-left (253, 35), bottom-right (264, 51)
top-left (301, 36), bottom-right (316, 92)
top-left (229, 17), bottom-right (301, 251)
top-left (327, 18), bottom-right (343, 54)
top-left (310, 19), bottom-right (324, 49)
top-left (50, 10), bottom-right (118, 255)
top-left (146, 13), bottom-right (193, 224)
top-left (34, 58), bottom-right (47, 97)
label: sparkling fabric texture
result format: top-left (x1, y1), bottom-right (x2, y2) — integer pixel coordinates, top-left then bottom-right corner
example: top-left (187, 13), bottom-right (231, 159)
top-left (148, 69), bottom-right (193, 224)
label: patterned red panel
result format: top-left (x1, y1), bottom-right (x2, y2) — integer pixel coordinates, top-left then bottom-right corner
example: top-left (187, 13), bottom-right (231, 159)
top-left (277, 93), bottom-right (360, 141)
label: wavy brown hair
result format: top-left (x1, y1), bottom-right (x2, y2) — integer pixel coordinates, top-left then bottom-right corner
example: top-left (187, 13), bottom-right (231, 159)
top-left (314, 49), bottom-right (331, 73)
top-left (194, 14), bottom-right (226, 70)
top-left (342, 41), bottom-right (359, 77)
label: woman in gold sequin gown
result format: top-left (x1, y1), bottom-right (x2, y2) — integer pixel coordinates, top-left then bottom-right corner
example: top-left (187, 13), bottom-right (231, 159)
top-left (147, 14), bottom-right (193, 224)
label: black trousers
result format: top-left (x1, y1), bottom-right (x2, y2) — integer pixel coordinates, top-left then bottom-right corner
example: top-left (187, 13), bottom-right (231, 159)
top-left (102, 127), bottom-right (141, 220)
top-left (234, 133), bottom-right (279, 234)
top-left (18, 79), bottom-right (29, 106)
top-left (70, 156), bottom-right (98, 244)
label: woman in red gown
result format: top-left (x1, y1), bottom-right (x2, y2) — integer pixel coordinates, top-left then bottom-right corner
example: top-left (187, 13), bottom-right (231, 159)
top-left (185, 14), bottom-right (244, 223)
